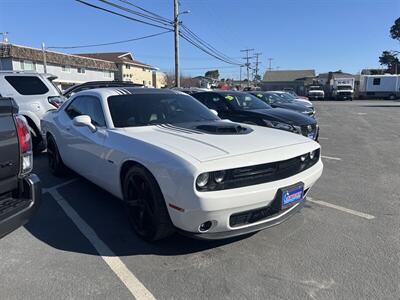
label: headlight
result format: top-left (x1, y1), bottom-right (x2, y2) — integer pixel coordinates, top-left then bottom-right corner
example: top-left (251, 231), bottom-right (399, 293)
top-left (196, 173), bottom-right (210, 187)
top-left (310, 150), bottom-right (316, 160)
top-left (263, 120), bottom-right (295, 132)
top-left (213, 170), bottom-right (226, 183)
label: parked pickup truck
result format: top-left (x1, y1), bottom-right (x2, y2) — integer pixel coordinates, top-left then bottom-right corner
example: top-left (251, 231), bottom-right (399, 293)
top-left (0, 97), bottom-right (41, 239)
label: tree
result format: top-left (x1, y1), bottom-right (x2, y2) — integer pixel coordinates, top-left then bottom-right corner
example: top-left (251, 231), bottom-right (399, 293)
top-left (204, 70), bottom-right (219, 79)
top-left (379, 51), bottom-right (399, 73)
top-left (390, 17), bottom-right (400, 41)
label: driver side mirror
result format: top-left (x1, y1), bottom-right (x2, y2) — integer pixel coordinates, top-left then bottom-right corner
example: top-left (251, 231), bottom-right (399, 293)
top-left (210, 109), bottom-right (218, 116)
top-left (73, 115), bottom-right (96, 132)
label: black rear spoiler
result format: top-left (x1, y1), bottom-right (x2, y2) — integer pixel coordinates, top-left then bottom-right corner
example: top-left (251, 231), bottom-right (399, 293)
top-left (0, 97), bottom-right (19, 115)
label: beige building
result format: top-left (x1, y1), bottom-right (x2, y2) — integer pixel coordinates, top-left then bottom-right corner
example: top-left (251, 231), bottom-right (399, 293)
top-left (77, 52), bottom-right (165, 88)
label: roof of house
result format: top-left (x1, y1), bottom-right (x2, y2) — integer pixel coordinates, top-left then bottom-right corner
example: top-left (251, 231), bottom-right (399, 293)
top-left (263, 70), bottom-right (316, 82)
top-left (318, 71), bottom-right (355, 79)
top-left (75, 52), bottom-right (156, 69)
top-left (0, 43), bottom-right (118, 71)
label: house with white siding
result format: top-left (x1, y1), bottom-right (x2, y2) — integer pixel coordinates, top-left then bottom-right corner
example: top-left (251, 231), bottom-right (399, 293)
top-left (0, 42), bottom-right (118, 90)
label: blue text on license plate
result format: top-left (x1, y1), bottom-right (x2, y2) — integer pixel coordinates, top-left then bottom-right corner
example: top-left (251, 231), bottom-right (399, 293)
top-left (282, 186), bottom-right (303, 206)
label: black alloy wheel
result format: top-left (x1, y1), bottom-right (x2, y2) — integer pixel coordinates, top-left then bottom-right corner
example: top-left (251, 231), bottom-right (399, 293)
top-left (123, 166), bottom-right (174, 241)
top-left (47, 136), bottom-right (67, 176)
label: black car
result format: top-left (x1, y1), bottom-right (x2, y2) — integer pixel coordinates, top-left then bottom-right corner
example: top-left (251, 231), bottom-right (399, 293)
top-left (0, 97), bottom-right (41, 238)
top-left (192, 91), bottom-right (319, 140)
top-left (63, 81), bottom-right (143, 98)
top-left (249, 91), bottom-right (315, 118)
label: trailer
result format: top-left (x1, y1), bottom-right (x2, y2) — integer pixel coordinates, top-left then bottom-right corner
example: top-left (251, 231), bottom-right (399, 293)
top-left (359, 74), bottom-right (400, 100)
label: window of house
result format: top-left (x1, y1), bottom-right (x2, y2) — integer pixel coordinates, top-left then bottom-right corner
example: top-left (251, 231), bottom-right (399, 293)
top-left (143, 80), bottom-right (146, 85)
top-left (104, 71), bottom-right (112, 78)
top-left (66, 96), bottom-right (106, 127)
top-left (125, 64), bottom-right (131, 69)
top-left (20, 60), bottom-right (36, 71)
top-left (77, 68), bottom-right (86, 74)
top-left (62, 65), bottom-right (71, 72)
top-left (373, 78), bottom-right (381, 85)
top-left (5, 76), bottom-right (49, 95)
top-left (148, 81), bottom-right (151, 85)
top-left (142, 68), bottom-right (146, 71)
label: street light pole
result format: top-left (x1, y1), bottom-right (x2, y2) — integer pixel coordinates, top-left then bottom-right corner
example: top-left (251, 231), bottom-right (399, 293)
top-left (173, 0), bottom-right (180, 87)
top-left (42, 42), bottom-right (47, 74)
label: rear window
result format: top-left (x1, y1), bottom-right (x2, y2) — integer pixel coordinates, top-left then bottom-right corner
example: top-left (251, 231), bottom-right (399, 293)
top-left (5, 76), bottom-right (49, 95)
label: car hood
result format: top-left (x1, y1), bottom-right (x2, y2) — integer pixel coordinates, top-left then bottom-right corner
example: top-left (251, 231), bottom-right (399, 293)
top-left (273, 102), bottom-right (312, 113)
top-left (118, 121), bottom-right (313, 162)
top-left (249, 108), bottom-right (316, 126)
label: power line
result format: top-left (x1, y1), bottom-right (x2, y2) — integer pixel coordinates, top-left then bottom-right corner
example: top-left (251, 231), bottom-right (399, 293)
top-left (97, 0), bottom-right (173, 27)
top-left (114, 0), bottom-right (172, 23)
top-left (47, 30), bottom-right (171, 49)
top-left (180, 32), bottom-right (241, 66)
top-left (180, 25), bottom-right (241, 65)
top-left (75, 0), bottom-right (172, 30)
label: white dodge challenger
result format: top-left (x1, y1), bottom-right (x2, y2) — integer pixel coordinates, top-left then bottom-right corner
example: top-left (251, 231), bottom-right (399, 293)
top-left (41, 88), bottom-right (323, 241)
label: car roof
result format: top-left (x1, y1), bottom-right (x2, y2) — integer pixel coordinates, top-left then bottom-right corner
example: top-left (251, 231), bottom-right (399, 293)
top-left (83, 87), bottom-right (183, 96)
top-left (63, 81), bottom-right (143, 94)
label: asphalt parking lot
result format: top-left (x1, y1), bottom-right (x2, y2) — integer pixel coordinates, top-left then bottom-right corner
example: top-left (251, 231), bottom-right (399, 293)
top-left (1, 100), bottom-right (399, 300)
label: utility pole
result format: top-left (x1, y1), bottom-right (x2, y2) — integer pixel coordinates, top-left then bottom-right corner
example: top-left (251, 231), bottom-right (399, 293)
top-left (42, 42), bottom-right (47, 73)
top-left (173, 0), bottom-right (180, 87)
top-left (254, 52), bottom-right (262, 83)
top-left (240, 48), bottom-right (254, 87)
top-left (267, 58), bottom-right (274, 71)
top-left (239, 65), bottom-right (243, 84)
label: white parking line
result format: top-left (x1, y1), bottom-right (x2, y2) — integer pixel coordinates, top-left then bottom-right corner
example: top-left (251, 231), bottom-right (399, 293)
top-left (45, 186), bottom-right (156, 300)
top-left (321, 155), bottom-right (342, 161)
top-left (307, 197), bottom-right (375, 220)
top-left (42, 178), bottom-right (79, 194)
top-left (356, 112), bottom-right (367, 115)
top-left (318, 137), bottom-right (329, 140)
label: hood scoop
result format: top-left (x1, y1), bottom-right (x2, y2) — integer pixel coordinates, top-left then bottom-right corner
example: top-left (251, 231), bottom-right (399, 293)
top-left (194, 123), bottom-right (253, 135)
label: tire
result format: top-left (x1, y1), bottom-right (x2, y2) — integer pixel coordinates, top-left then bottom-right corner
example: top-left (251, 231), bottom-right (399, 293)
top-left (122, 166), bottom-right (175, 241)
top-left (47, 135), bottom-right (68, 177)
top-left (389, 94), bottom-right (396, 100)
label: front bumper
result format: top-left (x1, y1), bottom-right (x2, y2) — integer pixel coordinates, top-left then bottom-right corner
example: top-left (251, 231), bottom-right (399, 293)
top-left (181, 197), bottom-right (305, 240)
top-left (169, 160), bottom-right (323, 239)
top-left (308, 95), bottom-right (324, 100)
top-left (0, 174), bottom-right (41, 239)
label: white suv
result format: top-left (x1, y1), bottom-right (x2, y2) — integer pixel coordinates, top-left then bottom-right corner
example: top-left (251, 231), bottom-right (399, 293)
top-left (0, 71), bottom-right (64, 151)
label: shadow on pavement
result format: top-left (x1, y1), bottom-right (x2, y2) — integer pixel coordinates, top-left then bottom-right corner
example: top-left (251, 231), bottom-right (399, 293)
top-left (25, 172), bottom-right (251, 257)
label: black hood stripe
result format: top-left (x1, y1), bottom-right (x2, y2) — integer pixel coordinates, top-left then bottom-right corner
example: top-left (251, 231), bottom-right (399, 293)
top-left (157, 124), bottom-right (202, 135)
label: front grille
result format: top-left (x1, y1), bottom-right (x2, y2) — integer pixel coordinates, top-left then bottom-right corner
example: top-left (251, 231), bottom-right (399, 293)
top-left (229, 187), bottom-right (310, 227)
top-left (197, 150), bottom-right (320, 191)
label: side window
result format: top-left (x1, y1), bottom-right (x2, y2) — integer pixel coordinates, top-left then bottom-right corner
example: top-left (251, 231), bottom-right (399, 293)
top-left (66, 96), bottom-right (106, 127)
top-left (208, 94), bottom-right (229, 111)
top-left (5, 76), bottom-right (49, 95)
top-left (372, 78), bottom-right (381, 85)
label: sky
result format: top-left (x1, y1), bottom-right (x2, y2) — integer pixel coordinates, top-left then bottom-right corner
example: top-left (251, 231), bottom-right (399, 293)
top-left (0, 0), bottom-right (399, 79)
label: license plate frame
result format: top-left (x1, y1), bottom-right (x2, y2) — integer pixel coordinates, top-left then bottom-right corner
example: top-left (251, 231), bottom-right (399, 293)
top-left (281, 183), bottom-right (304, 209)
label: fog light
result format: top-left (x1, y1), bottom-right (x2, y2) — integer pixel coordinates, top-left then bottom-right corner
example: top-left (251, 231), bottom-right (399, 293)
top-left (310, 150), bottom-right (316, 160)
top-left (199, 221), bottom-right (213, 232)
top-left (196, 173), bottom-right (210, 188)
top-left (300, 155), bottom-right (307, 162)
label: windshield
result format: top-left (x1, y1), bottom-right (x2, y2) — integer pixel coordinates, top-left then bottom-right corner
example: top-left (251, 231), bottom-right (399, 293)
top-left (221, 93), bottom-right (271, 110)
top-left (268, 93), bottom-right (295, 104)
top-left (257, 93), bottom-right (291, 104)
top-left (275, 92), bottom-right (297, 101)
top-left (108, 94), bottom-right (219, 127)
top-left (337, 85), bottom-right (352, 90)
top-left (309, 86), bottom-right (322, 91)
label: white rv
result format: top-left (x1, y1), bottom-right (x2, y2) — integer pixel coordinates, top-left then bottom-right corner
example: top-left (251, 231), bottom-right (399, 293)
top-left (359, 74), bottom-right (400, 99)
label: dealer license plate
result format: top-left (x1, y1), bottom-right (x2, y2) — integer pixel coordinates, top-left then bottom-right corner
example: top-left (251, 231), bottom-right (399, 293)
top-left (282, 184), bottom-right (304, 208)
